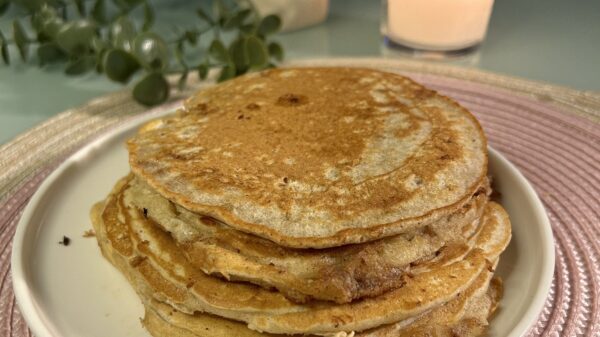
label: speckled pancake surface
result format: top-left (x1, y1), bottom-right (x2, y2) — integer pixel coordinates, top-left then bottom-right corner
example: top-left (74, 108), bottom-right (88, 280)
top-left (124, 175), bottom-right (489, 303)
top-left (91, 175), bottom-right (510, 336)
top-left (142, 275), bottom-right (501, 337)
top-left (127, 67), bottom-right (488, 248)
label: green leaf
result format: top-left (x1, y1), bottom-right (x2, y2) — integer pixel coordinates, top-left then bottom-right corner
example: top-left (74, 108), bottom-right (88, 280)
top-left (91, 0), bottom-right (108, 25)
top-left (257, 15), bottom-right (281, 36)
top-left (212, 0), bottom-right (229, 24)
top-left (36, 31), bottom-right (49, 43)
top-left (110, 16), bottom-right (136, 51)
top-left (177, 70), bottom-right (188, 90)
top-left (112, 0), bottom-right (144, 13)
top-left (20, 0), bottom-right (46, 12)
top-left (133, 72), bottom-right (169, 106)
top-left (184, 30), bottom-right (198, 45)
top-left (174, 40), bottom-right (187, 68)
top-left (223, 8), bottom-right (251, 30)
top-left (133, 32), bottom-right (169, 70)
top-left (0, 44), bottom-right (7, 65)
top-left (0, 0), bottom-right (10, 16)
top-left (60, 4), bottom-right (67, 20)
top-left (268, 41), bottom-right (283, 62)
top-left (198, 63), bottom-right (208, 80)
top-left (209, 39), bottom-right (228, 63)
top-left (56, 20), bottom-right (97, 54)
top-left (95, 48), bottom-right (107, 72)
top-left (229, 36), bottom-right (248, 73)
top-left (72, 0), bottom-right (85, 16)
top-left (246, 35), bottom-right (268, 68)
top-left (39, 17), bottom-right (63, 39)
top-left (239, 23), bottom-right (255, 34)
top-left (218, 63), bottom-right (235, 82)
top-left (13, 20), bottom-right (29, 62)
top-left (0, 30), bottom-right (9, 65)
top-left (37, 42), bottom-right (66, 64)
top-left (196, 8), bottom-right (214, 25)
top-left (65, 55), bottom-right (96, 75)
top-left (31, 5), bottom-right (58, 27)
top-left (90, 36), bottom-right (107, 52)
top-left (31, 6), bottom-right (63, 38)
top-left (142, 1), bottom-right (154, 31)
top-left (103, 48), bottom-right (140, 83)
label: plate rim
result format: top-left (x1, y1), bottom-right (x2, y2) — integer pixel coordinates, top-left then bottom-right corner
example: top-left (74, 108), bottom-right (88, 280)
top-left (10, 109), bottom-right (555, 337)
top-left (488, 147), bottom-right (555, 337)
top-left (11, 109), bottom-right (170, 337)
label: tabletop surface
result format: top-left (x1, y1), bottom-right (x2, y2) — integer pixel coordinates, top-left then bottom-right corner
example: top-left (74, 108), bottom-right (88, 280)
top-left (1, 0), bottom-right (599, 144)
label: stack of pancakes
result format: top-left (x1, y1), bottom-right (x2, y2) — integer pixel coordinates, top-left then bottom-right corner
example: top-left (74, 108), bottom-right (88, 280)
top-left (91, 67), bottom-right (511, 337)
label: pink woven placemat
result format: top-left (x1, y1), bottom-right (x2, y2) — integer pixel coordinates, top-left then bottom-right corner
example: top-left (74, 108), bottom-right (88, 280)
top-left (0, 59), bottom-right (598, 336)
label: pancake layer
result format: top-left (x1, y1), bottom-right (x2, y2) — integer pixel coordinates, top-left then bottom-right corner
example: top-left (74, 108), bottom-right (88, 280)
top-left (128, 67), bottom-right (488, 248)
top-left (91, 175), bottom-right (510, 335)
top-left (124, 176), bottom-right (490, 303)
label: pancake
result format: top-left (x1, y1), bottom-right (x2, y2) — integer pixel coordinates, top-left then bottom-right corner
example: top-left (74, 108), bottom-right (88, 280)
top-left (360, 276), bottom-right (503, 337)
top-left (91, 175), bottom-right (510, 335)
top-left (127, 67), bottom-right (488, 248)
top-left (91, 177), bottom-right (302, 319)
top-left (124, 175), bottom-right (490, 303)
top-left (92, 67), bottom-right (511, 337)
top-left (142, 299), bottom-right (283, 337)
top-left (142, 275), bottom-right (501, 337)
top-left (92, 176), bottom-right (485, 327)
top-left (243, 200), bottom-right (510, 335)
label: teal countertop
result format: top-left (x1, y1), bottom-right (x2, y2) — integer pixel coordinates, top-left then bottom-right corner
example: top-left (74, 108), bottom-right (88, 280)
top-left (1, 0), bottom-right (599, 144)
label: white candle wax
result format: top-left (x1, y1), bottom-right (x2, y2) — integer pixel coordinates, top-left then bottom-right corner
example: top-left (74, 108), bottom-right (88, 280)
top-left (386, 0), bottom-right (494, 51)
top-left (252, 0), bottom-right (329, 32)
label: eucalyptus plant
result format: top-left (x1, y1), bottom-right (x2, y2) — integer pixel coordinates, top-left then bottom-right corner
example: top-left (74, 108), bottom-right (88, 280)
top-left (0, 0), bottom-right (283, 105)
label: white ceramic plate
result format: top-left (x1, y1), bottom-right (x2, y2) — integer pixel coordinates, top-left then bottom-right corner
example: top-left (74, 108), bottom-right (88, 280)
top-left (11, 108), bottom-right (554, 337)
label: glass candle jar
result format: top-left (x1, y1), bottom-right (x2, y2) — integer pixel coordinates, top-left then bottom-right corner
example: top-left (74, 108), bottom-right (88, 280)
top-left (381, 0), bottom-right (494, 56)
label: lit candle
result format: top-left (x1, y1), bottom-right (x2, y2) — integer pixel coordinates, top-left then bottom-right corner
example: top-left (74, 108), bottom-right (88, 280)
top-left (385, 0), bottom-right (494, 51)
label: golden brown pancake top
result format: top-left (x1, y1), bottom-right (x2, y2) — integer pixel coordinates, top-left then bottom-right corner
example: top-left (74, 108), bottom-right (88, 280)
top-left (128, 67), bottom-right (487, 248)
